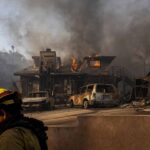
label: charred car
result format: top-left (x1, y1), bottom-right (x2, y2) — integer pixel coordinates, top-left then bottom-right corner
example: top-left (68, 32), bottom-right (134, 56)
top-left (68, 83), bottom-right (120, 109)
top-left (22, 91), bottom-right (54, 110)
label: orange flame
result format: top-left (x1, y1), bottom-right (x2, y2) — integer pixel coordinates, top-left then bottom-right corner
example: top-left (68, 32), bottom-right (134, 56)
top-left (93, 60), bottom-right (101, 68)
top-left (90, 60), bottom-right (101, 68)
top-left (71, 57), bottom-right (78, 71)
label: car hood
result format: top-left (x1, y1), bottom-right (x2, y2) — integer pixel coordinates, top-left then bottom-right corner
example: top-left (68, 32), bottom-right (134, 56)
top-left (23, 97), bottom-right (47, 103)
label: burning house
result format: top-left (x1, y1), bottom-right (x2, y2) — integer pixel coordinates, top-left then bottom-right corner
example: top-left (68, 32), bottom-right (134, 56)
top-left (15, 49), bottom-right (134, 104)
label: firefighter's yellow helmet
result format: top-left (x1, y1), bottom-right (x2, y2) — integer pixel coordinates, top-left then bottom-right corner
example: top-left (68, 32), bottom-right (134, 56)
top-left (0, 88), bottom-right (7, 94)
top-left (0, 88), bottom-right (22, 107)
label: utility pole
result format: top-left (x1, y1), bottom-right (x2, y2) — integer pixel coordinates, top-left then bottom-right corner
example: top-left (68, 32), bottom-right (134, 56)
top-left (11, 45), bottom-right (15, 65)
top-left (143, 48), bottom-right (146, 76)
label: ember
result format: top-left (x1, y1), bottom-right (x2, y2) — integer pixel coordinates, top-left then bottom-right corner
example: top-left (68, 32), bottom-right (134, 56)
top-left (90, 60), bottom-right (101, 68)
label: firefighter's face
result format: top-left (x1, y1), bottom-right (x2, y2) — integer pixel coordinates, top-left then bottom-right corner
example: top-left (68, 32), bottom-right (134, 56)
top-left (0, 109), bottom-right (6, 123)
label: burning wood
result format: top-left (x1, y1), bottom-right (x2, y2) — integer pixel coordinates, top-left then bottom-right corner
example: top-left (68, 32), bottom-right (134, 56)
top-left (86, 55), bottom-right (101, 68)
top-left (90, 60), bottom-right (101, 68)
top-left (71, 55), bottom-right (102, 72)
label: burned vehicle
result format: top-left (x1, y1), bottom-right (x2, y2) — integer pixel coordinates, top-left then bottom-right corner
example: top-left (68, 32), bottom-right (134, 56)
top-left (68, 83), bottom-right (120, 109)
top-left (22, 91), bottom-right (54, 110)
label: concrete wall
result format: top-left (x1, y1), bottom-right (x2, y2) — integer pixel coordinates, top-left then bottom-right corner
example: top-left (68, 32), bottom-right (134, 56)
top-left (47, 116), bottom-right (150, 150)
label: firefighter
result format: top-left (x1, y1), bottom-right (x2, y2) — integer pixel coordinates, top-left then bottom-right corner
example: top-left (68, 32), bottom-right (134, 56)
top-left (0, 88), bottom-right (48, 150)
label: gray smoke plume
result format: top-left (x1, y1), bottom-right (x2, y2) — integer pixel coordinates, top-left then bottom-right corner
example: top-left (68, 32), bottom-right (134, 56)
top-left (54, 0), bottom-right (104, 57)
top-left (101, 0), bottom-right (150, 76)
top-left (0, 0), bottom-right (70, 58)
top-left (0, 0), bottom-right (150, 76)
top-left (0, 0), bottom-right (104, 59)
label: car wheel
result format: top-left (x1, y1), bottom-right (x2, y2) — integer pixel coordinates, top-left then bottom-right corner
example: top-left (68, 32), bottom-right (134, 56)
top-left (83, 100), bottom-right (88, 109)
top-left (70, 100), bottom-right (74, 108)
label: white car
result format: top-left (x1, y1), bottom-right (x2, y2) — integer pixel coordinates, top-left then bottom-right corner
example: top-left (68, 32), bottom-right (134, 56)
top-left (69, 84), bottom-right (120, 109)
top-left (22, 91), bottom-right (54, 110)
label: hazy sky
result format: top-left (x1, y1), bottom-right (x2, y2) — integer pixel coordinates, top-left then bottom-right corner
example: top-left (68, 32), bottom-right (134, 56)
top-left (0, 0), bottom-right (70, 58)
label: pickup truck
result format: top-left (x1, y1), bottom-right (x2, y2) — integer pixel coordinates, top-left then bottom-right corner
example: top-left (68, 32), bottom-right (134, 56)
top-left (68, 83), bottom-right (120, 109)
top-left (22, 91), bottom-right (54, 110)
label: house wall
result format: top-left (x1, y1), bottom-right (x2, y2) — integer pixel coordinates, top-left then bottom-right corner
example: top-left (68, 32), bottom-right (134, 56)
top-left (21, 76), bottom-right (39, 96)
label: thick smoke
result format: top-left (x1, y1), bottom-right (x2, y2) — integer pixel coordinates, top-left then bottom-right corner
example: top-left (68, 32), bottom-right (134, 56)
top-left (54, 0), bottom-right (104, 57)
top-left (0, 0), bottom-right (70, 58)
top-left (0, 0), bottom-right (103, 59)
top-left (101, 0), bottom-right (150, 76)
top-left (0, 0), bottom-right (150, 76)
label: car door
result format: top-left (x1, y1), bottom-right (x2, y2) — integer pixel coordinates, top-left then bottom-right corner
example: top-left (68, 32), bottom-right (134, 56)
top-left (76, 87), bottom-right (87, 105)
top-left (87, 85), bottom-right (94, 100)
top-left (95, 84), bottom-right (105, 101)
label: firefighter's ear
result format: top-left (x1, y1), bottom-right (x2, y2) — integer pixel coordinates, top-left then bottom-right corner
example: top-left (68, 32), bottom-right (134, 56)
top-left (0, 109), bottom-right (6, 123)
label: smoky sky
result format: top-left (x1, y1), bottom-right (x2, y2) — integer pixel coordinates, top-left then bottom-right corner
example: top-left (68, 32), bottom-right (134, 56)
top-left (0, 0), bottom-right (150, 76)
top-left (102, 0), bottom-right (150, 76)
top-left (54, 0), bottom-right (104, 57)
